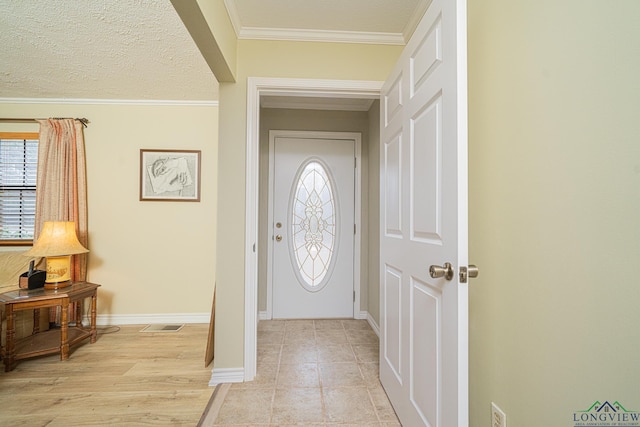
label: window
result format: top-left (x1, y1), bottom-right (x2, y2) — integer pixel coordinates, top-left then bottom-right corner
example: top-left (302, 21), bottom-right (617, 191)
top-left (0, 132), bottom-right (38, 244)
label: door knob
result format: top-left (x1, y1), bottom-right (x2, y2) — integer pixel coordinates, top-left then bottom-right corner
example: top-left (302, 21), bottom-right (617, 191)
top-left (275, 235), bottom-right (282, 242)
top-left (468, 265), bottom-right (479, 278)
top-left (429, 262), bottom-right (454, 280)
top-left (459, 264), bottom-right (479, 283)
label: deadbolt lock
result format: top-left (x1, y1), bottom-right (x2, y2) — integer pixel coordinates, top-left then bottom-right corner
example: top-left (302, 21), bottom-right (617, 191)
top-left (275, 235), bottom-right (283, 242)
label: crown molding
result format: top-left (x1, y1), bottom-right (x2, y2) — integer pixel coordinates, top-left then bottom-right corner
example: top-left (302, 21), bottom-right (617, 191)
top-left (223, 0), bottom-right (242, 38)
top-left (222, 0), bottom-right (428, 45)
top-left (0, 97), bottom-right (218, 107)
top-left (238, 27), bottom-right (406, 45)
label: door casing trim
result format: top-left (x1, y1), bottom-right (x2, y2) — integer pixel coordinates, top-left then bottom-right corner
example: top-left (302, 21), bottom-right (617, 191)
top-left (245, 77), bottom-right (383, 381)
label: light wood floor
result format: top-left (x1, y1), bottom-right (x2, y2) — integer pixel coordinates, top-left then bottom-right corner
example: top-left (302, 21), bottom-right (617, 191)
top-left (0, 324), bottom-right (214, 426)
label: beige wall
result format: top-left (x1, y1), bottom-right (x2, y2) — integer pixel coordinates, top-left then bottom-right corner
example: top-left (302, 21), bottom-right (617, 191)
top-left (216, 39), bottom-right (402, 368)
top-left (195, 0), bottom-right (237, 74)
top-left (0, 102), bottom-right (218, 320)
top-left (468, 0), bottom-right (640, 425)
top-left (180, 0), bottom-right (237, 82)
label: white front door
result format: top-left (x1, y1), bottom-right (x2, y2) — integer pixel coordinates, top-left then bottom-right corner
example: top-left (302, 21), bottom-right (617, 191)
top-left (270, 132), bottom-right (356, 319)
top-left (379, 0), bottom-right (469, 425)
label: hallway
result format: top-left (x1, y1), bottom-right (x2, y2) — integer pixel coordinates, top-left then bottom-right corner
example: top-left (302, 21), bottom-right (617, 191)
top-left (212, 319), bottom-right (401, 426)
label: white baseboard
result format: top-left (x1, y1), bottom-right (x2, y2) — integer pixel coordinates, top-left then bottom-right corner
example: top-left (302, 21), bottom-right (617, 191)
top-left (209, 368), bottom-right (245, 386)
top-left (94, 312), bottom-right (210, 326)
top-left (366, 313), bottom-right (380, 338)
top-left (355, 310), bottom-right (368, 320)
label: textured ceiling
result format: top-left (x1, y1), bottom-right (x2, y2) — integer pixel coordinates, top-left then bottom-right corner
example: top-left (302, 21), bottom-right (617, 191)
top-left (0, 0), bottom-right (425, 102)
top-left (0, 0), bottom-right (217, 101)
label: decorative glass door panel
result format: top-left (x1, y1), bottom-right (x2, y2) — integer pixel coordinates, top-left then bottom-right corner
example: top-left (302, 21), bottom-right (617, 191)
top-left (290, 160), bottom-right (338, 291)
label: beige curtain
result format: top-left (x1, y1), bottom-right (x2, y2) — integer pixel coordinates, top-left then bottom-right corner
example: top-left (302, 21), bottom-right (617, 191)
top-left (35, 119), bottom-right (89, 326)
top-left (34, 119), bottom-right (88, 281)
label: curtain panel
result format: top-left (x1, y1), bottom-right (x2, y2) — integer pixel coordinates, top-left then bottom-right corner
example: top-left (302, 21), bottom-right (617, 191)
top-left (35, 119), bottom-right (88, 281)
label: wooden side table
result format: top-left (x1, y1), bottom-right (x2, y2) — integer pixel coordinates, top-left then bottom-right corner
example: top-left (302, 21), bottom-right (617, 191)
top-left (0, 281), bottom-right (100, 372)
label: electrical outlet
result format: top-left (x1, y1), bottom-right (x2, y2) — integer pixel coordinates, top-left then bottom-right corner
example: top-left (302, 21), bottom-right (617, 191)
top-left (491, 402), bottom-right (506, 427)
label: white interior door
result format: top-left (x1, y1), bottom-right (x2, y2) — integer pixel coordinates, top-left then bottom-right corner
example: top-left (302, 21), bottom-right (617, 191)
top-left (379, 0), bottom-right (469, 425)
top-left (271, 133), bottom-right (355, 319)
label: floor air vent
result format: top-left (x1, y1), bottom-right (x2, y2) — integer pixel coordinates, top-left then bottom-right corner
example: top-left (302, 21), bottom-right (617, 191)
top-left (140, 324), bottom-right (185, 333)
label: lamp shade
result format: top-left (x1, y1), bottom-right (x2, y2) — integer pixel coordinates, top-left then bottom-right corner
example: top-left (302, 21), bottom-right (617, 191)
top-left (24, 221), bottom-right (88, 257)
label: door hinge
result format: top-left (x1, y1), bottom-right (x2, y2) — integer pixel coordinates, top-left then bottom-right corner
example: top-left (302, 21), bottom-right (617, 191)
top-left (354, 224), bottom-right (356, 235)
top-left (353, 291), bottom-right (356, 302)
top-left (354, 157), bottom-right (357, 168)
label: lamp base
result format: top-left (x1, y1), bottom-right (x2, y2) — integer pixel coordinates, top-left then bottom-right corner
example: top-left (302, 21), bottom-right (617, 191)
top-left (44, 255), bottom-right (72, 284)
top-left (44, 280), bottom-right (73, 290)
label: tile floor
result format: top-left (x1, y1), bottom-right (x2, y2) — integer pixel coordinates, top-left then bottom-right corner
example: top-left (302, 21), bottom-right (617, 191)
top-left (212, 319), bottom-right (401, 426)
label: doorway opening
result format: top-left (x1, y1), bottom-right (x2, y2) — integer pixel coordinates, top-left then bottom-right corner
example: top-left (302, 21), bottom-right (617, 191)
top-left (244, 77), bottom-right (383, 381)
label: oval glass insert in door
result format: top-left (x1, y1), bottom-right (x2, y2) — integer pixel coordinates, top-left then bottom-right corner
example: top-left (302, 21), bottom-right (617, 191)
top-left (289, 159), bottom-right (339, 291)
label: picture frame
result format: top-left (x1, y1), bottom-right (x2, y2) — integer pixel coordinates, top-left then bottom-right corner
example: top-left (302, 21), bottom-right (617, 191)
top-left (140, 149), bottom-right (201, 202)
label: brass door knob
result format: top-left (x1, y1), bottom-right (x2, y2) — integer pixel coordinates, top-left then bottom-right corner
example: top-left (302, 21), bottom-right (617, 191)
top-left (275, 235), bottom-right (283, 242)
top-left (429, 262), bottom-right (454, 281)
top-left (468, 265), bottom-right (479, 278)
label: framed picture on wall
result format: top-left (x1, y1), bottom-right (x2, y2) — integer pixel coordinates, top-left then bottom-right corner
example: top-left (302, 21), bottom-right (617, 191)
top-left (140, 149), bottom-right (201, 202)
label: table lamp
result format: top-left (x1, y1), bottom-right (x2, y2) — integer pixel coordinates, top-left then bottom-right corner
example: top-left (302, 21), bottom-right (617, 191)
top-left (23, 221), bottom-right (89, 289)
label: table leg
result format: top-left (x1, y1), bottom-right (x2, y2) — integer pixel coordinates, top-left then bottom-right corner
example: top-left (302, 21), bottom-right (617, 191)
top-left (4, 305), bottom-right (16, 372)
top-left (0, 304), bottom-right (3, 359)
top-left (75, 301), bottom-right (83, 328)
top-left (90, 292), bottom-right (97, 343)
top-left (33, 309), bottom-right (40, 334)
top-left (60, 299), bottom-right (69, 360)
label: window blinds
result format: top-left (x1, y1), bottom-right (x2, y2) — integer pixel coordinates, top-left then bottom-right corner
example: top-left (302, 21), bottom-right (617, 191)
top-left (0, 137), bottom-right (38, 240)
